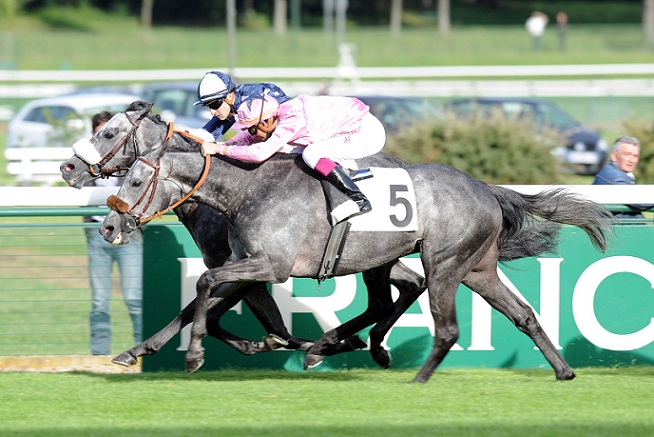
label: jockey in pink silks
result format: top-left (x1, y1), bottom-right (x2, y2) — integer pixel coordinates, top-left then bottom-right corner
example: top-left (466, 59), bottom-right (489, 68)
top-left (201, 93), bottom-right (387, 224)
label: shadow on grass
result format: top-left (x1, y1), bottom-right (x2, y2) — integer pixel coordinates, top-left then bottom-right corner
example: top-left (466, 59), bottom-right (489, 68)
top-left (69, 367), bottom-right (389, 383)
top-left (6, 423), bottom-right (650, 437)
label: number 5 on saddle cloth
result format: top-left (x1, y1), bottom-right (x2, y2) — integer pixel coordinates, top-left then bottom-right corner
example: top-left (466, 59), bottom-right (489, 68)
top-left (318, 167), bottom-right (419, 281)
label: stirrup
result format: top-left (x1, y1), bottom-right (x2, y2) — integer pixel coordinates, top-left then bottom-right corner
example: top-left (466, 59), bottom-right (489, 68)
top-left (330, 200), bottom-right (367, 225)
top-left (317, 220), bottom-right (351, 282)
top-left (349, 168), bottom-right (373, 182)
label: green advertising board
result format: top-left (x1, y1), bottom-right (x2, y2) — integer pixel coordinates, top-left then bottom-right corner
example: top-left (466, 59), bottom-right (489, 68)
top-left (142, 223), bottom-right (654, 372)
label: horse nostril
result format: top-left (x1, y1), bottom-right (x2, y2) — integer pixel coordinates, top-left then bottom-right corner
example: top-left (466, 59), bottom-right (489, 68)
top-left (100, 226), bottom-right (114, 236)
top-left (61, 162), bottom-right (75, 173)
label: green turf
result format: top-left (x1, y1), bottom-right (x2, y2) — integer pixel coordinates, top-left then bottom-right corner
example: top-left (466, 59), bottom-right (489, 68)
top-left (1, 367), bottom-right (652, 437)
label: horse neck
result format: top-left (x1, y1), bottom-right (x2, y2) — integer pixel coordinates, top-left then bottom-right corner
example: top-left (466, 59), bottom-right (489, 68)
top-left (169, 131), bottom-right (201, 153)
top-left (165, 152), bottom-right (254, 219)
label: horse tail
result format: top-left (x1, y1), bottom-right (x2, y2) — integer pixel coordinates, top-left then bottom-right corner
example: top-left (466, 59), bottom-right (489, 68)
top-left (487, 185), bottom-right (615, 262)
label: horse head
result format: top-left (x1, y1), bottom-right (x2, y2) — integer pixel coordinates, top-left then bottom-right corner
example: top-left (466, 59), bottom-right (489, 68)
top-left (60, 100), bottom-right (159, 188)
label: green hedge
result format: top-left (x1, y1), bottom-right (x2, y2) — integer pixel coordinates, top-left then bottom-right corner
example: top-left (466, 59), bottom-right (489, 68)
top-left (384, 113), bottom-right (564, 185)
top-left (622, 119), bottom-right (654, 184)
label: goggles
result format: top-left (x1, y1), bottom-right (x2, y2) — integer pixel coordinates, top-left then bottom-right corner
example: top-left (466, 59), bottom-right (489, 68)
top-left (205, 98), bottom-right (225, 110)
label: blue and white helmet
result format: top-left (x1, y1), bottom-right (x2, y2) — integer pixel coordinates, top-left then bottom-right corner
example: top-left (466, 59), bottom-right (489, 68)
top-left (193, 71), bottom-right (236, 106)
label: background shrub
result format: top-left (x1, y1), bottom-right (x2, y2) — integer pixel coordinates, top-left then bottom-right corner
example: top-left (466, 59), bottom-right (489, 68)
top-left (622, 119), bottom-right (654, 184)
top-left (384, 113), bottom-right (564, 184)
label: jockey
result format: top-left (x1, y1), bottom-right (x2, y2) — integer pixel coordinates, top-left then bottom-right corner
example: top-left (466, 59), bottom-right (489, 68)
top-left (191, 71), bottom-right (292, 141)
top-left (201, 93), bottom-right (387, 224)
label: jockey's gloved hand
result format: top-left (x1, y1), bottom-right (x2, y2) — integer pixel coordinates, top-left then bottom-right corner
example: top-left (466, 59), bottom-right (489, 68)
top-left (201, 142), bottom-right (229, 156)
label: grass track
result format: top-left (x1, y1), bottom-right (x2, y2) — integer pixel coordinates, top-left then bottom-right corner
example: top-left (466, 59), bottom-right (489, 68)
top-left (1, 366), bottom-right (653, 436)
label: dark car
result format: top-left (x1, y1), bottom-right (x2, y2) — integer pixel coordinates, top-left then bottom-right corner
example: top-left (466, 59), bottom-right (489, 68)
top-left (444, 97), bottom-right (608, 175)
top-left (139, 82), bottom-right (212, 131)
top-left (352, 95), bottom-right (441, 135)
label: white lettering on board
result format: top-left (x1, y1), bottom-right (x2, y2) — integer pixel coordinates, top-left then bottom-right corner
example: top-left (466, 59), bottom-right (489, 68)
top-left (573, 256), bottom-right (654, 350)
top-left (176, 256), bottom-right (654, 353)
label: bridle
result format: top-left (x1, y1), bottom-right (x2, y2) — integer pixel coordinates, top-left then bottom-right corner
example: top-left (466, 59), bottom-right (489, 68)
top-left (106, 150), bottom-right (211, 232)
top-left (80, 113), bottom-right (175, 179)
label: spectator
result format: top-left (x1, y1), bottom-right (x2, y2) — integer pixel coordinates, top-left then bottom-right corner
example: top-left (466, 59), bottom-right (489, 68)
top-left (526, 11), bottom-right (549, 51)
top-left (556, 11), bottom-right (569, 51)
top-left (84, 111), bottom-right (142, 355)
top-left (593, 135), bottom-right (653, 219)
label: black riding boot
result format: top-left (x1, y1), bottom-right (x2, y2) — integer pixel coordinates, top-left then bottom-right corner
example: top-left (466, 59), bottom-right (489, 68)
top-left (325, 165), bottom-right (372, 223)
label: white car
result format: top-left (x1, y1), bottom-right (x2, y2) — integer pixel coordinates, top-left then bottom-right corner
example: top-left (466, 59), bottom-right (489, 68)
top-left (5, 93), bottom-right (139, 185)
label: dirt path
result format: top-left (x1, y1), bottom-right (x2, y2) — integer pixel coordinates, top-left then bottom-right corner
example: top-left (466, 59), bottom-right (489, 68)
top-left (0, 355), bottom-right (141, 373)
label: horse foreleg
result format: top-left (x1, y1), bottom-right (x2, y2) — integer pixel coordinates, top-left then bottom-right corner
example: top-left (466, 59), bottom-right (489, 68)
top-left (113, 282), bottom-right (256, 366)
top-left (187, 252), bottom-right (281, 373)
top-left (304, 263), bottom-right (396, 369)
top-left (242, 283), bottom-right (315, 351)
top-left (112, 298), bottom-right (197, 367)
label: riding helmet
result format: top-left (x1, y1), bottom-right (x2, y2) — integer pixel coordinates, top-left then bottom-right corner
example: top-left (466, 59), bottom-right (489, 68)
top-left (193, 71), bottom-right (236, 106)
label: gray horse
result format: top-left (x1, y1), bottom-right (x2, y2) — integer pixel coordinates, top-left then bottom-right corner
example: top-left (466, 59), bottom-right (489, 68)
top-left (99, 114), bottom-right (613, 383)
top-left (60, 101), bottom-right (426, 367)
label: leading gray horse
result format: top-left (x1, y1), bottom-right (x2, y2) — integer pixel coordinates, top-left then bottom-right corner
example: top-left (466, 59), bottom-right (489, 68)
top-left (60, 101), bottom-right (426, 367)
top-left (99, 113), bottom-right (613, 383)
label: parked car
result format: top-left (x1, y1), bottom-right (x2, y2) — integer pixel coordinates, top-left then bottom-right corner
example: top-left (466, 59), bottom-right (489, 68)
top-left (444, 97), bottom-right (608, 174)
top-left (139, 82), bottom-right (212, 131)
top-left (5, 93), bottom-right (139, 185)
top-left (352, 95), bottom-right (441, 135)
top-left (7, 93), bottom-right (140, 149)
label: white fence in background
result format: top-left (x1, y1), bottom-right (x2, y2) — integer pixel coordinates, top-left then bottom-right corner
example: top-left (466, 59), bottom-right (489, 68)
top-left (4, 64), bottom-right (654, 81)
top-left (2, 185), bottom-right (654, 208)
top-left (4, 147), bottom-right (75, 186)
top-left (2, 64), bottom-right (654, 98)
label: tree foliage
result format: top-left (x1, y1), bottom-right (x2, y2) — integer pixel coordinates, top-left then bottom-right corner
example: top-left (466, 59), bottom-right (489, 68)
top-left (15, 0), bottom-right (644, 27)
top-left (622, 119), bottom-right (654, 184)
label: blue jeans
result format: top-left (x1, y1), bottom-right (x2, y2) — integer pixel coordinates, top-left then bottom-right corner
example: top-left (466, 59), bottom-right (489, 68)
top-left (85, 227), bottom-right (143, 355)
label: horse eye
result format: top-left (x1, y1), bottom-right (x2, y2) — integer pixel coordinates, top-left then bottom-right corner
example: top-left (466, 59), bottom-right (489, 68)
top-left (131, 180), bottom-right (142, 188)
top-left (103, 132), bottom-right (115, 139)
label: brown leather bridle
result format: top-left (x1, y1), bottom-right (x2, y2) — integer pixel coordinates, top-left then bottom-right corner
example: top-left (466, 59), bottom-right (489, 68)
top-left (106, 153), bottom-right (211, 231)
top-left (84, 114), bottom-right (176, 178)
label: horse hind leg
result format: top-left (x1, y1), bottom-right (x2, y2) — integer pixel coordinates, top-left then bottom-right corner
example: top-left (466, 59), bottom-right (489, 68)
top-left (368, 260), bottom-right (427, 369)
top-left (462, 266), bottom-right (575, 381)
top-left (412, 277), bottom-right (462, 384)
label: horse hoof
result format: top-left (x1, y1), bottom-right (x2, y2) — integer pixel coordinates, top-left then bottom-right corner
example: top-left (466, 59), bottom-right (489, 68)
top-left (112, 352), bottom-right (137, 367)
top-left (304, 354), bottom-right (324, 370)
top-left (557, 370), bottom-right (576, 381)
top-left (371, 347), bottom-right (392, 369)
top-left (263, 334), bottom-right (289, 351)
top-left (185, 353), bottom-right (205, 373)
top-left (344, 335), bottom-right (368, 351)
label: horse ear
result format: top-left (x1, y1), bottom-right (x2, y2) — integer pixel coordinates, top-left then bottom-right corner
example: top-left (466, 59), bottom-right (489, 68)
top-left (125, 101), bottom-right (155, 119)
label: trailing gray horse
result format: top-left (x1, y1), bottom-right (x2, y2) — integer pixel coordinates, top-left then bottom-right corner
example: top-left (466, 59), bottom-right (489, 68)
top-left (60, 101), bottom-right (426, 367)
top-left (98, 113), bottom-right (613, 383)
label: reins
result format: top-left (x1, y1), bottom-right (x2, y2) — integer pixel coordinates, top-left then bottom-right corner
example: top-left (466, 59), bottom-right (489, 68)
top-left (137, 153), bottom-right (211, 225)
top-left (106, 121), bottom-right (212, 226)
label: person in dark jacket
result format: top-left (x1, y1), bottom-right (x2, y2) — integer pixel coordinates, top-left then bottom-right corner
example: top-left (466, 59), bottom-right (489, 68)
top-left (593, 135), bottom-right (653, 218)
